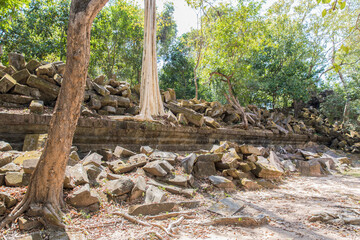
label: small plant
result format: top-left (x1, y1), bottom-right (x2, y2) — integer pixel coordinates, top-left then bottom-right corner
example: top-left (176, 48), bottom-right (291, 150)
top-left (80, 210), bottom-right (91, 219)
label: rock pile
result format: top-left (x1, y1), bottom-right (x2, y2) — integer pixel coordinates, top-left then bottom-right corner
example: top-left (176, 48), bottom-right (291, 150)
top-left (0, 53), bottom-right (136, 116)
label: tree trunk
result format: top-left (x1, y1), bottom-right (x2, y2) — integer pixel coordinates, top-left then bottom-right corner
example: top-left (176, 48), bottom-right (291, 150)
top-left (138, 0), bottom-right (165, 120)
top-left (1, 0), bottom-right (108, 229)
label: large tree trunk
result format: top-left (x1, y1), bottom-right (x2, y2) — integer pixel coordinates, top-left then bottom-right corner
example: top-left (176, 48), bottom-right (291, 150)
top-left (138, 0), bottom-right (165, 120)
top-left (1, 0), bottom-right (108, 229)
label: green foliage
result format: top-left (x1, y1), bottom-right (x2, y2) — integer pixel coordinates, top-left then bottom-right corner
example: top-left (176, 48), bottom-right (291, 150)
top-left (0, 0), bottom-right (30, 33)
top-left (157, 2), bottom-right (177, 58)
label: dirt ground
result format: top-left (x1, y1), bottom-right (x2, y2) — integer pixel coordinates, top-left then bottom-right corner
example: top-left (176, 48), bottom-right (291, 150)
top-left (2, 171), bottom-right (359, 240)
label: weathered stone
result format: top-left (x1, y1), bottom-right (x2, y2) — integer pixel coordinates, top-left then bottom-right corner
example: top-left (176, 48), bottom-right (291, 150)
top-left (208, 198), bottom-right (245, 216)
top-left (5, 172), bottom-right (25, 187)
top-left (223, 169), bottom-right (254, 179)
top-left (84, 164), bottom-right (103, 184)
top-left (160, 174), bottom-right (190, 187)
top-left (282, 160), bottom-right (297, 172)
top-left (0, 192), bottom-right (17, 208)
top-left (104, 177), bottom-right (134, 197)
top-left (197, 154), bottom-right (221, 163)
top-left (93, 82), bottom-right (110, 96)
top-left (26, 59), bottom-right (41, 73)
top-left (97, 149), bottom-right (113, 161)
top-left (0, 141), bottom-right (12, 151)
top-left (71, 164), bottom-right (89, 185)
top-left (12, 83), bottom-right (31, 96)
top-left (100, 95), bottom-right (118, 107)
top-left (23, 134), bottom-right (48, 151)
top-left (102, 106), bottom-right (116, 114)
top-left (4, 65), bottom-right (16, 75)
top-left (145, 185), bottom-right (167, 204)
top-left (181, 153), bottom-right (197, 174)
top-left (63, 166), bottom-right (76, 189)
top-left (29, 100), bottom-right (44, 114)
top-left (0, 174), bottom-right (4, 185)
top-left (204, 215), bottom-right (269, 227)
top-left (148, 179), bottom-right (195, 198)
top-left (238, 162), bottom-right (252, 172)
top-left (68, 184), bottom-right (100, 209)
top-left (88, 97), bottom-right (101, 110)
top-left (143, 160), bottom-right (174, 177)
top-left (165, 102), bottom-right (204, 127)
top-left (114, 146), bottom-right (136, 158)
top-left (256, 179), bottom-right (277, 189)
top-left (210, 144), bottom-right (227, 154)
top-left (18, 217), bottom-right (42, 231)
top-left (209, 176), bottom-right (236, 189)
top-left (204, 116), bottom-right (221, 128)
top-left (129, 202), bottom-right (176, 216)
top-left (130, 176), bottom-right (146, 201)
top-left (9, 52), bottom-right (26, 70)
top-left (115, 96), bottom-right (131, 108)
top-left (0, 202), bottom-right (5, 215)
top-left (241, 178), bottom-right (262, 191)
top-left (36, 63), bottom-right (56, 77)
top-left (0, 162), bottom-right (21, 173)
top-left (82, 153), bottom-right (103, 167)
top-left (94, 75), bottom-right (107, 85)
top-left (193, 159), bottom-right (217, 178)
top-left (150, 151), bottom-right (177, 165)
top-left (221, 148), bottom-right (241, 169)
top-left (239, 145), bottom-right (262, 155)
top-left (252, 162), bottom-right (284, 179)
top-left (23, 158), bottom-right (40, 174)
top-left (53, 74), bottom-right (63, 85)
top-left (0, 74), bottom-right (17, 93)
top-left (0, 94), bottom-right (33, 104)
top-left (140, 146), bottom-right (154, 156)
top-left (299, 150), bottom-right (320, 160)
top-left (13, 151), bottom-right (41, 165)
top-left (297, 159), bottom-right (325, 177)
top-left (27, 75), bottom-right (60, 99)
top-left (12, 69), bottom-right (30, 84)
top-left (52, 61), bottom-right (66, 75)
top-left (178, 113), bottom-right (188, 125)
top-left (268, 151), bottom-right (284, 173)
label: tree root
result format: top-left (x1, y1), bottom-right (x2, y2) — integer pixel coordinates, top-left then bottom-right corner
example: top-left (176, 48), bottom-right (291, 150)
top-left (113, 212), bottom-right (177, 238)
top-left (0, 196), bottom-right (31, 228)
top-left (166, 216), bottom-right (184, 233)
top-left (144, 211), bottom-right (195, 220)
top-left (139, 231), bottom-right (164, 240)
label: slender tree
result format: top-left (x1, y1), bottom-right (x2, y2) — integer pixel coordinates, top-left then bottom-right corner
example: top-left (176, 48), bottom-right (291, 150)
top-left (1, 0), bottom-right (108, 228)
top-left (138, 0), bottom-right (165, 120)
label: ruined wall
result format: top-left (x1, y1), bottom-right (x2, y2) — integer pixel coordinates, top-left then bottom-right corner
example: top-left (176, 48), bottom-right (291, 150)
top-left (0, 112), bottom-right (330, 152)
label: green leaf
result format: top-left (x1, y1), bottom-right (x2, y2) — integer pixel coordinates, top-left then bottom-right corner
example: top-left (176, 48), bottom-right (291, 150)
top-left (322, 0), bottom-right (331, 3)
top-left (333, 64), bottom-right (341, 73)
top-left (317, 0), bottom-right (321, 3)
top-left (340, 1), bottom-right (346, 9)
top-left (322, 9), bottom-right (327, 17)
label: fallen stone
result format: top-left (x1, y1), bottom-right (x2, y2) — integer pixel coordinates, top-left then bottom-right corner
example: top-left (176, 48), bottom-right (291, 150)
top-left (23, 134), bottom-right (48, 151)
top-left (68, 151), bottom-right (81, 166)
top-left (209, 176), bottom-right (236, 189)
top-left (140, 146), bottom-right (154, 156)
top-left (0, 202), bottom-right (5, 215)
top-left (210, 145), bottom-right (227, 154)
top-left (71, 163), bottom-right (89, 185)
top-left (53, 61), bottom-right (66, 75)
top-left (84, 164), bottom-right (103, 185)
top-left (104, 177), bottom-right (134, 197)
top-left (252, 162), bottom-right (283, 179)
top-left (9, 53), bottom-right (26, 70)
top-left (29, 100), bottom-right (44, 114)
top-left (282, 160), bottom-right (297, 172)
top-left (5, 172), bottom-right (26, 187)
top-left (0, 141), bottom-right (12, 151)
top-left (268, 151), bottom-right (284, 173)
top-left (13, 151), bottom-right (41, 165)
top-left (97, 149), bottom-right (114, 161)
top-left (27, 75), bottom-right (60, 100)
top-left (26, 59), bottom-right (41, 73)
top-left (203, 215), bottom-right (269, 227)
top-left (208, 198), bottom-right (245, 216)
top-left (181, 153), bottom-right (197, 174)
top-left (165, 102), bottom-right (204, 127)
top-left (239, 145), bottom-right (262, 155)
top-left (0, 174), bottom-right (4, 185)
top-left (23, 158), bottom-right (40, 174)
top-left (256, 179), bottom-right (278, 189)
top-left (223, 169), bottom-right (254, 179)
top-left (82, 153), bottom-right (103, 167)
top-left (67, 184), bottom-right (100, 208)
top-left (93, 82), bottom-right (110, 96)
top-left (204, 116), bottom-right (221, 128)
top-left (63, 166), bottom-right (76, 189)
top-left (129, 202), bottom-right (176, 216)
top-left (193, 158), bottom-right (217, 178)
top-left (143, 160), bottom-right (174, 177)
top-left (130, 176), bottom-right (146, 201)
top-left (12, 69), bottom-right (30, 84)
top-left (0, 192), bottom-right (17, 208)
top-left (221, 148), bottom-right (241, 169)
top-left (114, 146), bottom-right (136, 158)
top-left (160, 174), bottom-right (192, 187)
top-left (111, 154), bottom-right (148, 174)
top-left (241, 178), bottom-right (262, 191)
top-left (36, 63), bottom-right (56, 77)
top-left (297, 159), bottom-right (325, 177)
top-left (0, 94), bottom-right (33, 104)
top-left (12, 83), bottom-right (32, 96)
top-left (0, 162), bottom-right (22, 173)
top-left (145, 185), bottom-right (167, 204)
top-left (150, 151), bottom-right (177, 165)
top-left (299, 150), bottom-right (320, 160)
top-left (148, 179), bottom-right (195, 198)
top-left (0, 73), bottom-right (16, 93)
top-left (178, 113), bottom-right (188, 125)
top-left (18, 217), bottom-right (43, 231)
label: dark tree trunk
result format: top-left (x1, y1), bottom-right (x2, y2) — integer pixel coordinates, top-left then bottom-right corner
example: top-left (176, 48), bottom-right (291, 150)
top-left (1, 0), bottom-right (108, 229)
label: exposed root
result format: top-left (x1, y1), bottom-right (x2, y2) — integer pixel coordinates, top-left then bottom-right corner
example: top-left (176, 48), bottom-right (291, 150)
top-left (42, 203), bottom-right (65, 229)
top-left (139, 231), bottom-right (164, 240)
top-left (0, 197), bottom-right (31, 228)
top-left (166, 216), bottom-right (184, 233)
top-left (144, 211), bottom-right (195, 220)
top-left (113, 212), bottom-right (176, 238)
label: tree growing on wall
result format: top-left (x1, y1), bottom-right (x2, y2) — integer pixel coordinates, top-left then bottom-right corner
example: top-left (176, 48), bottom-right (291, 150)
top-left (138, 0), bottom-right (165, 120)
top-left (0, 0), bottom-right (108, 228)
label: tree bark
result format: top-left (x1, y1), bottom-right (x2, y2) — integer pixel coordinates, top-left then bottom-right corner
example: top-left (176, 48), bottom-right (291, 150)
top-left (138, 0), bottom-right (165, 120)
top-left (1, 0), bottom-right (108, 229)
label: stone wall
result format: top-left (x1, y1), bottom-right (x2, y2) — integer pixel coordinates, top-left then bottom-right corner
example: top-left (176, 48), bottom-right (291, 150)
top-left (0, 112), bottom-right (330, 152)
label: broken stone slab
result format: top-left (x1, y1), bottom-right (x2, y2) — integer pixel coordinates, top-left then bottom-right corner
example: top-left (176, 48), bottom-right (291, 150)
top-left (36, 63), bottom-right (56, 77)
top-left (130, 176), bottom-right (146, 201)
top-left (27, 75), bottom-right (60, 100)
top-left (23, 133), bottom-right (48, 151)
top-left (159, 174), bottom-right (192, 188)
top-left (0, 192), bottom-right (17, 208)
top-left (68, 151), bottom-right (81, 166)
top-left (26, 59), bottom-right (41, 73)
top-left (0, 174), bottom-right (4, 185)
top-left (148, 179), bottom-right (195, 198)
top-left (97, 149), bottom-right (114, 162)
top-left (104, 177), bottom-right (134, 197)
top-left (5, 172), bottom-right (30, 187)
top-left (202, 215), bottom-right (269, 227)
top-left (67, 184), bottom-right (100, 208)
top-left (140, 146), bottom-right (154, 156)
top-left (223, 169), bottom-right (254, 179)
top-left (110, 154), bottom-right (148, 174)
top-left (23, 158), bottom-right (40, 174)
top-left (29, 100), bottom-right (44, 114)
top-left (208, 198), bottom-right (245, 216)
top-left (181, 153), bottom-right (197, 174)
top-left (268, 151), bottom-right (284, 173)
top-left (209, 176), bottom-right (236, 189)
top-left (145, 185), bottom-right (167, 204)
top-left (94, 75), bottom-right (108, 85)
top-left (221, 148), bottom-right (241, 169)
top-left (9, 52), bottom-right (26, 70)
top-left (0, 202), bottom-right (6, 215)
top-left (0, 162), bottom-right (22, 173)
top-left (251, 162), bottom-right (283, 179)
top-left (165, 102), bottom-right (204, 127)
top-left (193, 159), bottom-right (217, 178)
top-left (84, 164), bottom-right (103, 185)
top-left (204, 116), bottom-right (221, 128)
top-left (298, 150), bottom-right (320, 160)
top-left (129, 202), bottom-right (176, 216)
top-left (297, 159), bottom-right (326, 177)
top-left (178, 113), bottom-right (188, 125)
top-left (0, 94), bottom-right (33, 104)
top-left (12, 83), bottom-right (33, 96)
top-left (256, 179), bottom-right (278, 189)
top-left (238, 145), bottom-right (262, 155)
top-left (4, 65), bottom-right (16, 75)
top-left (18, 217), bottom-right (43, 231)
top-left (0, 141), bottom-right (12, 151)
top-left (12, 69), bottom-right (30, 84)
top-left (13, 151), bottom-right (42, 165)
top-left (241, 178), bottom-right (262, 191)
top-left (282, 160), bottom-right (297, 172)
top-left (93, 82), bottom-right (110, 96)
top-left (150, 151), bottom-right (177, 165)
top-left (143, 160), bottom-right (174, 177)
top-left (114, 146), bottom-right (136, 158)
top-left (70, 163), bottom-right (89, 185)
top-left (82, 152), bottom-right (103, 167)
top-left (63, 166), bottom-right (76, 189)
top-left (100, 95), bottom-right (118, 107)
top-left (197, 154), bottom-right (221, 163)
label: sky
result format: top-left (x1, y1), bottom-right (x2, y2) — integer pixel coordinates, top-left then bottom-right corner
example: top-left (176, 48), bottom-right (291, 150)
top-left (135, 0), bottom-right (199, 36)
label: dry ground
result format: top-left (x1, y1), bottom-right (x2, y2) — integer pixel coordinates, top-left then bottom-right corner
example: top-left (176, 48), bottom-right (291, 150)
top-left (2, 171), bottom-right (359, 240)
